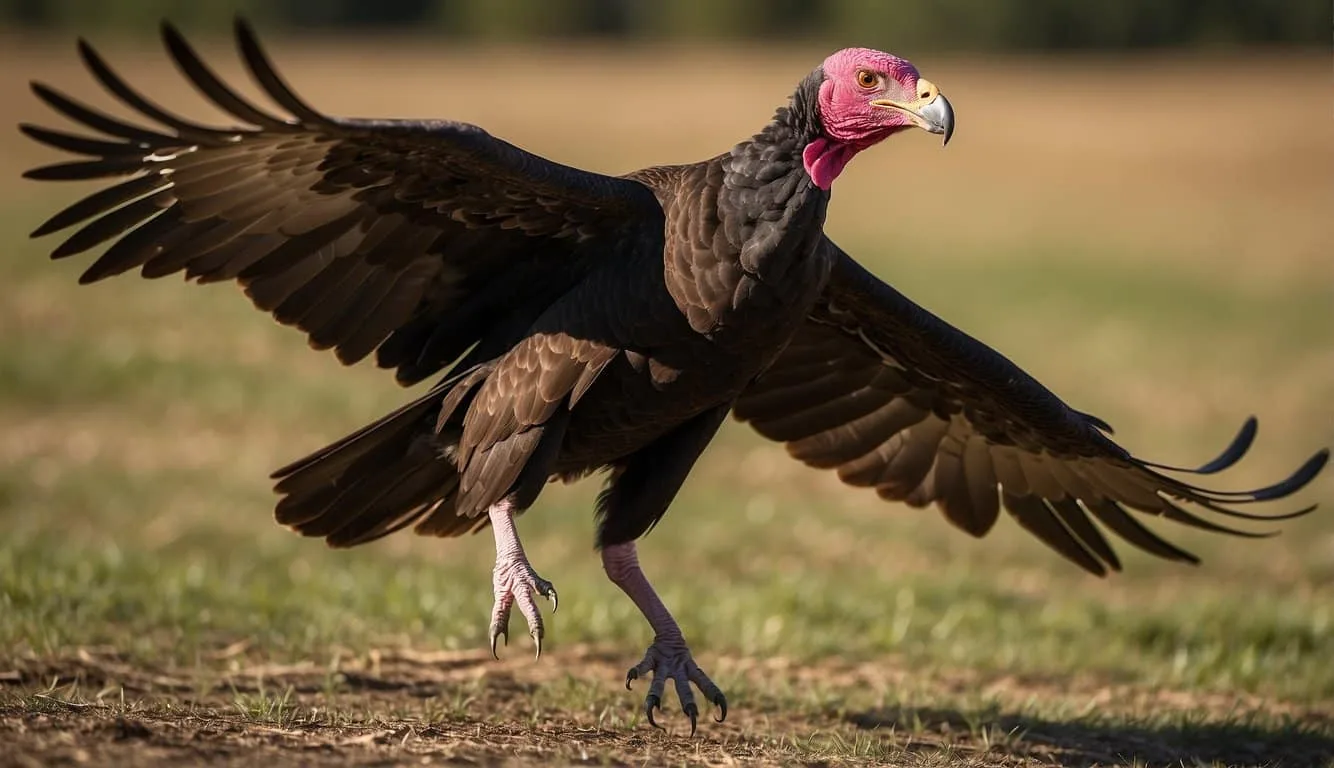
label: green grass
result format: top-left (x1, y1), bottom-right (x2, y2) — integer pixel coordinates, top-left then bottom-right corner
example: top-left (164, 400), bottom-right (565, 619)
top-left (4, 519), bottom-right (1330, 699)
top-left (3, 157), bottom-right (1333, 763)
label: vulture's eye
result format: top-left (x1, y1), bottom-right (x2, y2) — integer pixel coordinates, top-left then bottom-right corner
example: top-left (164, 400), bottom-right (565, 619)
top-left (856, 70), bottom-right (879, 89)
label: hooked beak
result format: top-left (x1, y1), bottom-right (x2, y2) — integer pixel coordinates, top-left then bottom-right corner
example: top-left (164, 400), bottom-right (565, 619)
top-left (871, 78), bottom-right (954, 146)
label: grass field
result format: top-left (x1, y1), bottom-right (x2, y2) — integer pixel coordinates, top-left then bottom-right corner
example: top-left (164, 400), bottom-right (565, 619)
top-left (1, 32), bottom-right (1331, 766)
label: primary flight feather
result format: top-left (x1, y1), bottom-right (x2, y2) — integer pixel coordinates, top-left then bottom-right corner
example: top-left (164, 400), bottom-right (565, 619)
top-left (21, 19), bottom-right (1325, 734)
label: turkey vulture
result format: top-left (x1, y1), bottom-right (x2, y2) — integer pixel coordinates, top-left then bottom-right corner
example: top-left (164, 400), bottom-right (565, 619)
top-left (20, 21), bottom-right (1326, 734)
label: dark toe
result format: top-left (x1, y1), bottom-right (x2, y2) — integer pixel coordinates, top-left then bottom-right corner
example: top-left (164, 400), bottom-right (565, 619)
top-left (644, 694), bottom-right (663, 730)
top-left (684, 702), bottom-right (699, 737)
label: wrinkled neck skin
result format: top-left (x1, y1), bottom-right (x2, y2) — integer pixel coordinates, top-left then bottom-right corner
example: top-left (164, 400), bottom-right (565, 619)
top-left (802, 75), bottom-right (886, 190)
top-left (802, 138), bottom-right (861, 191)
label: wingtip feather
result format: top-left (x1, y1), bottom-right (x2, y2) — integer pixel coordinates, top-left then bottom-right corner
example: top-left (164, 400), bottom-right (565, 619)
top-left (1249, 448), bottom-right (1329, 503)
top-left (29, 80), bottom-right (51, 102)
top-left (232, 15), bottom-right (329, 125)
top-left (75, 36), bottom-right (96, 61)
top-left (1197, 415), bottom-right (1258, 474)
top-left (234, 14), bottom-right (256, 39)
top-left (29, 213), bottom-right (68, 238)
top-left (1144, 415), bottom-right (1258, 476)
top-left (159, 16), bottom-right (291, 130)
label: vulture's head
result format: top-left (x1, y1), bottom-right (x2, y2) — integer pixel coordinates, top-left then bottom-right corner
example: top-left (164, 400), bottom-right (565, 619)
top-left (804, 47), bottom-right (954, 189)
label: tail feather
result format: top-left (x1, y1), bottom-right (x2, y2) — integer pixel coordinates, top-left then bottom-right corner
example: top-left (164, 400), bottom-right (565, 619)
top-left (413, 480), bottom-right (492, 538)
top-left (292, 464), bottom-right (413, 539)
top-left (271, 364), bottom-right (493, 547)
top-left (328, 465), bottom-right (462, 547)
top-left (272, 396), bottom-right (435, 492)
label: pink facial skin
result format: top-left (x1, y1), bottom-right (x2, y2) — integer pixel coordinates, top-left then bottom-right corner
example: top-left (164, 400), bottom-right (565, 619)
top-left (804, 48), bottom-right (921, 190)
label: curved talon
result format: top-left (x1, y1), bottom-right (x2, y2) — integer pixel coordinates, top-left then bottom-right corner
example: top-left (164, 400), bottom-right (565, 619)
top-left (684, 702), bottom-right (699, 737)
top-left (644, 694), bottom-right (663, 730)
top-left (621, 646), bottom-right (726, 734)
top-left (488, 553), bottom-right (555, 662)
top-left (548, 587), bottom-right (558, 614)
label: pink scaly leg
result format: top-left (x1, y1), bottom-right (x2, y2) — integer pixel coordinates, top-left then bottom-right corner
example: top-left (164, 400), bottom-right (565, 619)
top-left (488, 498), bottom-right (556, 658)
top-left (602, 541), bottom-right (726, 735)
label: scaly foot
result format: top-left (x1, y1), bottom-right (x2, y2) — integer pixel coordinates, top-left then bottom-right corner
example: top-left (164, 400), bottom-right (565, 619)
top-left (625, 640), bottom-right (727, 736)
top-left (486, 499), bottom-right (556, 659)
top-left (602, 541), bottom-right (727, 735)
top-left (489, 555), bottom-right (557, 658)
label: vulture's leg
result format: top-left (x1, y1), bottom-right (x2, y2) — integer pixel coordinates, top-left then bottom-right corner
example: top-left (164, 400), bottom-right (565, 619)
top-left (596, 404), bottom-right (731, 734)
top-left (487, 497), bottom-right (557, 658)
top-left (602, 542), bottom-right (726, 735)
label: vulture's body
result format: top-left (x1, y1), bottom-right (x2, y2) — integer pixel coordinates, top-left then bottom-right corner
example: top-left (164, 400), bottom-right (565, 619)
top-left (20, 21), bottom-right (1326, 732)
top-left (272, 77), bottom-right (838, 549)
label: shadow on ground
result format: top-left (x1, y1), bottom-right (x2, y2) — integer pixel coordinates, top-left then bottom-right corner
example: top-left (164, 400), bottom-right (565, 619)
top-left (847, 706), bottom-right (1334, 768)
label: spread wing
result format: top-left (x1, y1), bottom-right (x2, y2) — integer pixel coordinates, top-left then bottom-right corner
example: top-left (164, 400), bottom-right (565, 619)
top-left (21, 19), bottom-right (664, 385)
top-left (735, 238), bottom-right (1327, 575)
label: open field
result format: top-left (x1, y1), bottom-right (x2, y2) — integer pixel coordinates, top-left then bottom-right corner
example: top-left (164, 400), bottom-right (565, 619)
top-left (1, 33), bottom-right (1331, 766)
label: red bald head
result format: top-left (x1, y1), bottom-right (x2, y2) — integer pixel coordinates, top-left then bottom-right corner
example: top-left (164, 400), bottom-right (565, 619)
top-left (803, 48), bottom-right (953, 190)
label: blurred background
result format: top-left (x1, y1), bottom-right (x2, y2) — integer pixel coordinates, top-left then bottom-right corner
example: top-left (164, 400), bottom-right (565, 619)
top-left (0, 0), bottom-right (1325, 49)
top-left (0, 0), bottom-right (1331, 710)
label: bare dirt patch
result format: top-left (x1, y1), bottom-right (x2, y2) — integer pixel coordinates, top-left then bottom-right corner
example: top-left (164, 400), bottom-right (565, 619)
top-left (3, 648), bottom-right (1330, 767)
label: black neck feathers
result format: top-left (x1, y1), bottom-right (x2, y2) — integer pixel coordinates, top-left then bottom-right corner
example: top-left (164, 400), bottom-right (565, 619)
top-left (710, 68), bottom-right (831, 279)
top-left (733, 67), bottom-right (826, 165)
top-left (771, 67), bottom-right (826, 148)
top-left (723, 67), bottom-right (826, 199)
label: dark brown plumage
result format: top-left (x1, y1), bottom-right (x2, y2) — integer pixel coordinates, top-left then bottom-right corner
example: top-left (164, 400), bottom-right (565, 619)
top-left (734, 246), bottom-right (1327, 576)
top-left (20, 21), bottom-right (1325, 729)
